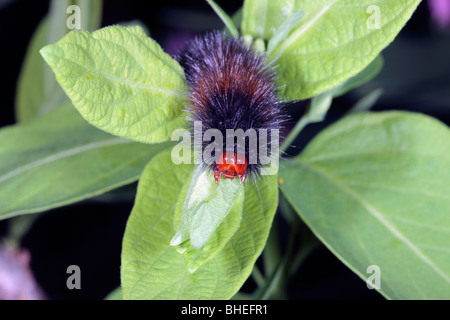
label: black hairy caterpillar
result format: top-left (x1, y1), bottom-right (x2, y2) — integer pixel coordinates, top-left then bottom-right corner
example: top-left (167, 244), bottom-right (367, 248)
top-left (176, 31), bottom-right (286, 184)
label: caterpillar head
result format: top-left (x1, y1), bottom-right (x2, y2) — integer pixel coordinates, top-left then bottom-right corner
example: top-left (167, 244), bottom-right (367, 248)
top-left (214, 151), bottom-right (248, 184)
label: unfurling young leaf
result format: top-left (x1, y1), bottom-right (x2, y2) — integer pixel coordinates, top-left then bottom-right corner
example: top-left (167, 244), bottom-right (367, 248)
top-left (171, 167), bottom-right (244, 250)
top-left (171, 169), bottom-right (244, 273)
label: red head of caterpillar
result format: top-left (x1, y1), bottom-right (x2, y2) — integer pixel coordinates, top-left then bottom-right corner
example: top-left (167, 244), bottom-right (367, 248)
top-left (214, 151), bottom-right (248, 184)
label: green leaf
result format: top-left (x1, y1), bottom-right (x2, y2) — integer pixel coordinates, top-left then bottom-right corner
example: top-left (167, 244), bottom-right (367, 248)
top-left (281, 53), bottom-right (384, 152)
top-left (105, 287), bottom-right (122, 300)
top-left (121, 150), bottom-right (279, 299)
top-left (40, 25), bottom-right (187, 144)
top-left (16, 17), bottom-right (67, 122)
top-left (266, 10), bottom-right (304, 55)
top-left (171, 168), bottom-right (243, 249)
top-left (0, 103), bottom-right (170, 220)
top-left (301, 55), bottom-right (384, 126)
top-left (16, 0), bottom-right (103, 122)
top-left (332, 55), bottom-right (384, 98)
top-left (171, 169), bottom-right (244, 272)
top-left (279, 111), bottom-right (450, 299)
top-left (242, 0), bottom-right (296, 40)
top-left (241, 0), bottom-right (420, 101)
top-left (231, 8), bottom-right (243, 30)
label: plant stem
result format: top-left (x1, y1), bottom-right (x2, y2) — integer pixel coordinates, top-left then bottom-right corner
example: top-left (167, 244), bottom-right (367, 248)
top-left (263, 218), bottom-right (281, 277)
top-left (280, 90), bottom-right (335, 154)
top-left (280, 116), bottom-right (309, 153)
top-left (205, 0), bottom-right (239, 37)
top-left (346, 88), bottom-right (384, 114)
top-left (251, 264), bottom-right (265, 288)
top-left (5, 214), bottom-right (39, 248)
top-left (288, 223), bottom-right (320, 277)
top-left (254, 222), bottom-right (300, 299)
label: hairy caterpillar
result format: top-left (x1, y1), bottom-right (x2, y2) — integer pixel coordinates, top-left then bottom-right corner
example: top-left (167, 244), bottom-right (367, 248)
top-left (176, 31), bottom-right (286, 184)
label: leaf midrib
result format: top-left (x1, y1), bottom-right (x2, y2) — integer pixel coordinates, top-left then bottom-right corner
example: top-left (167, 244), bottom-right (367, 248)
top-left (295, 159), bottom-right (450, 284)
top-left (42, 50), bottom-right (184, 98)
top-left (273, 0), bottom-right (339, 58)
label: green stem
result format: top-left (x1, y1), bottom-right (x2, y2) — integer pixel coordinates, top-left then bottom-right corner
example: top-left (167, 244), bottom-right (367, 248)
top-left (346, 88), bottom-right (384, 115)
top-left (5, 214), bottom-right (39, 248)
top-left (251, 264), bottom-right (265, 288)
top-left (263, 218), bottom-right (281, 277)
top-left (280, 90), bottom-right (335, 154)
top-left (254, 222), bottom-right (300, 299)
top-left (280, 116), bottom-right (309, 153)
top-left (288, 224), bottom-right (320, 277)
top-left (205, 0), bottom-right (239, 37)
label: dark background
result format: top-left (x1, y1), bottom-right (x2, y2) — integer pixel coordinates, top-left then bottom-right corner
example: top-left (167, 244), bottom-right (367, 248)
top-left (0, 0), bottom-right (448, 300)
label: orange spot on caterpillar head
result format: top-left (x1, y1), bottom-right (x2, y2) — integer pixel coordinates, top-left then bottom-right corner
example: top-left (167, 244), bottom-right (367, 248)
top-left (214, 151), bottom-right (248, 184)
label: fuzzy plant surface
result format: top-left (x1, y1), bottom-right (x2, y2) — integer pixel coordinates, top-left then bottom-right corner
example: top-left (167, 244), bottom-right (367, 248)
top-left (2, 0), bottom-right (449, 300)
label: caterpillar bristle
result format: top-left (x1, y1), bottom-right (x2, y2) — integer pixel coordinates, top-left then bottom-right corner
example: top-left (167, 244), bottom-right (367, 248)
top-left (176, 31), bottom-right (287, 182)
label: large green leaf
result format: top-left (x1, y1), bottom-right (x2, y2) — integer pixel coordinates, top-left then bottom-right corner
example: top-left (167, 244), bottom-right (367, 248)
top-left (16, 0), bottom-right (103, 122)
top-left (241, 0), bottom-right (421, 100)
top-left (332, 54), bottom-right (384, 98)
top-left (40, 25), bottom-right (187, 144)
top-left (0, 104), bottom-right (170, 220)
top-left (121, 150), bottom-right (278, 299)
top-left (279, 111), bottom-right (450, 299)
